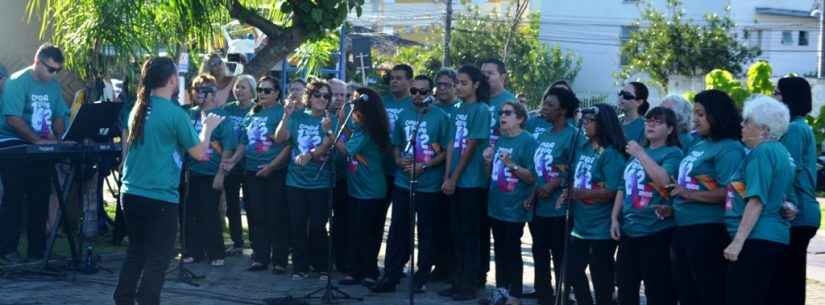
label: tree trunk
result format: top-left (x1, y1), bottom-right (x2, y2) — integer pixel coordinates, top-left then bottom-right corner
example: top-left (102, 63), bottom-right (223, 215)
top-left (226, 0), bottom-right (306, 78)
top-left (443, 0), bottom-right (453, 67)
top-left (502, 0), bottom-right (529, 63)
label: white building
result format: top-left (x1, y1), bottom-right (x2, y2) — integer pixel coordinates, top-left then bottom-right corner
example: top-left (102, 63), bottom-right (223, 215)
top-left (539, 0), bottom-right (821, 99)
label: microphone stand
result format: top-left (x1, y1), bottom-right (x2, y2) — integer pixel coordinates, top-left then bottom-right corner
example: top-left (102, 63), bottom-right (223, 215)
top-left (403, 109), bottom-right (424, 305)
top-left (554, 117), bottom-right (584, 305)
top-left (304, 101), bottom-right (362, 304)
top-left (166, 168), bottom-right (205, 287)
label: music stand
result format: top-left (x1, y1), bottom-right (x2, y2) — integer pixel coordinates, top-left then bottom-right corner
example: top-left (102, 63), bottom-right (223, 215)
top-left (62, 101), bottom-right (121, 274)
top-left (63, 101), bottom-right (122, 143)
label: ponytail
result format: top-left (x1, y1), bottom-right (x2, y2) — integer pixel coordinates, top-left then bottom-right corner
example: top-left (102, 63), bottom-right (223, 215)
top-left (127, 57), bottom-right (177, 146)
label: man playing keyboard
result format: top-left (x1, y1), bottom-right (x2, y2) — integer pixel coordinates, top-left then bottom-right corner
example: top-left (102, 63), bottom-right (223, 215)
top-left (0, 44), bottom-right (69, 262)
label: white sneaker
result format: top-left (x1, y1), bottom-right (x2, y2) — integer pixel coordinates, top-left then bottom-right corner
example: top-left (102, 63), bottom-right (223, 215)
top-left (210, 259), bottom-right (224, 267)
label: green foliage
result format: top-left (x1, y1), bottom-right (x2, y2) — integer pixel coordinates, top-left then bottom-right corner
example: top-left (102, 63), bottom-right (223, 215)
top-left (806, 108), bottom-right (825, 154)
top-left (746, 60), bottom-right (774, 95)
top-left (618, 0), bottom-right (760, 89)
top-left (377, 8), bottom-right (581, 109)
top-left (704, 69), bottom-right (749, 107)
top-left (682, 90), bottom-right (696, 102)
top-left (25, 0), bottom-right (364, 78)
top-left (290, 32), bottom-right (339, 78)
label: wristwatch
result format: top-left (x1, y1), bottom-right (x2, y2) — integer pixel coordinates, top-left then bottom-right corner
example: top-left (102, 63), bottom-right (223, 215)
top-left (508, 164), bottom-right (520, 172)
top-left (420, 163), bottom-right (428, 170)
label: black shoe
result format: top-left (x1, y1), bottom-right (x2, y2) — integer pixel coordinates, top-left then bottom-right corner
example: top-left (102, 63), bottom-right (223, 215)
top-left (430, 270), bottom-right (450, 282)
top-left (411, 273), bottom-right (427, 294)
top-left (369, 277), bottom-right (397, 293)
top-left (452, 289), bottom-right (477, 301)
top-left (522, 291), bottom-right (538, 299)
top-left (247, 262), bottom-right (267, 271)
top-left (438, 286), bottom-right (459, 297)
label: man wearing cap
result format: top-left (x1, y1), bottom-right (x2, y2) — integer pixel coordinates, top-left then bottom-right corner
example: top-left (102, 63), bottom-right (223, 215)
top-left (0, 44), bottom-right (69, 262)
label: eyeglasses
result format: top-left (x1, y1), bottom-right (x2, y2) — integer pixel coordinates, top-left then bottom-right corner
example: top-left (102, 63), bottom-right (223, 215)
top-left (645, 117), bottom-right (665, 126)
top-left (41, 61), bottom-right (62, 74)
top-left (195, 86), bottom-right (216, 95)
top-left (499, 109), bottom-right (515, 117)
top-left (257, 87), bottom-right (276, 95)
top-left (618, 90), bottom-right (636, 100)
top-left (410, 88), bottom-right (430, 96)
top-left (312, 91), bottom-right (332, 100)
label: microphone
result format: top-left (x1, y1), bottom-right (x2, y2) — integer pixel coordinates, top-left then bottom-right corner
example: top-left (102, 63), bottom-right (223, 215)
top-left (580, 106), bottom-right (599, 115)
top-left (422, 95), bottom-right (435, 105)
top-left (352, 94), bottom-right (369, 103)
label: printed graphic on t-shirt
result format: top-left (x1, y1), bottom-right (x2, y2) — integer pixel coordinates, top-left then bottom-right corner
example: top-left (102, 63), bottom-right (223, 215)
top-left (531, 127), bottom-right (547, 140)
top-left (574, 155), bottom-right (595, 190)
top-left (491, 147), bottom-right (518, 192)
top-left (30, 95), bottom-right (53, 138)
top-left (453, 114), bottom-right (469, 154)
top-left (534, 142), bottom-right (558, 181)
top-left (625, 159), bottom-right (653, 208)
top-left (229, 116), bottom-right (245, 139)
top-left (386, 108), bottom-right (405, 134)
top-left (725, 181), bottom-right (746, 210)
top-left (295, 123), bottom-right (322, 159)
top-left (402, 120), bottom-right (435, 164)
top-left (677, 150), bottom-right (718, 191)
top-left (246, 117), bottom-right (272, 153)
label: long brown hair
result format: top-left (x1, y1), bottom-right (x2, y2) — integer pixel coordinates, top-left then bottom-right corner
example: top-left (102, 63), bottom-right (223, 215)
top-left (127, 57), bottom-right (177, 145)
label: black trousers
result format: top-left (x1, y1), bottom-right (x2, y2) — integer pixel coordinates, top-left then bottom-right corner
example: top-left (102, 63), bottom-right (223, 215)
top-left (372, 175), bottom-right (394, 274)
top-left (286, 186), bottom-right (329, 273)
top-left (0, 162), bottom-right (52, 258)
top-left (432, 193), bottom-right (454, 274)
top-left (382, 188), bottom-right (439, 282)
top-left (449, 187), bottom-right (486, 291)
top-left (768, 226), bottom-right (817, 305)
top-left (183, 174), bottom-right (225, 260)
top-left (491, 219), bottom-right (525, 298)
top-left (529, 216), bottom-right (566, 303)
top-left (726, 239), bottom-right (786, 305)
top-left (224, 172), bottom-right (244, 248)
top-left (346, 197), bottom-right (384, 280)
top-left (481, 196), bottom-right (491, 281)
top-left (671, 224), bottom-right (729, 305)
top-left (567, 237), bottom-right (617, 305)
top-left (245, 170), bottom-right (289, 267)
top-left (617, 229), bottom-right (676, 305)
top-left (113, 194), bottom-right (178, 305)
top-left (331, 179), bottom-right (349, 272)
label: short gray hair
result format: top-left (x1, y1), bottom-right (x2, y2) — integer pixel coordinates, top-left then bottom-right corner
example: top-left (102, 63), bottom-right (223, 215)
top-left (661, 94), bottom-right (692, 133)
top-left (742, 95), bottom-right (790, 140)
top-left (235, 74), bottom-right (257, 99)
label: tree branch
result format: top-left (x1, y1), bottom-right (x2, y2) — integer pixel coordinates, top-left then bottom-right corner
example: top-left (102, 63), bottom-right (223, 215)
top-left (226, 0), bottom-right (306, 78)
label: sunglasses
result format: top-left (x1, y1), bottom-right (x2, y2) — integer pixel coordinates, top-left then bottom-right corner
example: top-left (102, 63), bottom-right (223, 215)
top-left (312, 91), bottom-right (332, 100)
top-left (410, 88), bottom-right (430, 96)
top-left (257, 87), bottom-right (276, 95)
top-left (618, 90), bottom-right (636, 100)
top-left (499, 109), bottom-right (515, 117)
top-left (41, 61), bottom-right (62, 74)
top-left (195, 86), bottom-right (216, 95)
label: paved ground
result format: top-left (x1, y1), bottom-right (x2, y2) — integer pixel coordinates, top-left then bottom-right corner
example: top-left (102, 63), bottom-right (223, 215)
top-left (4, 206), bottom-right (825, 304)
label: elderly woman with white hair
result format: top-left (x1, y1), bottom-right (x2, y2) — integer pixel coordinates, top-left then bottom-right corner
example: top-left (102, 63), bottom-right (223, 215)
top-left (659, 94), bottom-right (697, 152)
top-left (218, 74), bottom-right (258, 255)
top-left (723, 96), bottom-right (795, 305)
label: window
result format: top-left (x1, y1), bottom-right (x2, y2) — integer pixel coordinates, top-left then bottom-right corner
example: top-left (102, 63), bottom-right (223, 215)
top-left (799, 31), bottom-right (809, 46)
top-left (620, 25), bottom-right (639, 65)
top-left (782, 31), bottom-right (793, 45)
top-left (743, 30), bottom-right (750, 40)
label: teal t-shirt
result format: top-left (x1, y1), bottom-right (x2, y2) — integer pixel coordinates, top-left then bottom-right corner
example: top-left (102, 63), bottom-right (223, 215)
top-left (285, 112), bottom-right (332, 189)
top-left (780, 117), bottom-right (821, 228)
top-left (0, 67), bottom-right (69, 140)
top-left (241, 104), bottom-right (286, 172)
top-left (449, 101), bottom-right (492, 188)
top-left (187, 107), bottom-right (237, 176)
top-left (622, 117), bottom-right (645, 143)
top-left (435, 100), bottom-right (460, 121)
top-left (382, 95), bottom-right (414, 176)
top-left (526, 115), bottom-right (553, 140)
top-left (488, 90), bottom-right (517, 145)
top-left (532, 124), bottom-right (577, 218)
top-left (122, 96), bottom-right (199, 204)
top-left (679, 131), bottom-right (698, 154)
top-left (619, 146), bottom-right (683, 237)
top-left (488, 131), bottom-right (537, 223)
top-left (674, 139), bottom-right (745, 226)
top-left (571, 144), bottom-right (626, 239)
top-left (391, 107), bottom-right (451, 193)
top-left (724, 141), bottom-right (794, 244)
top-left (346, 128), bottom-right (387, 199)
